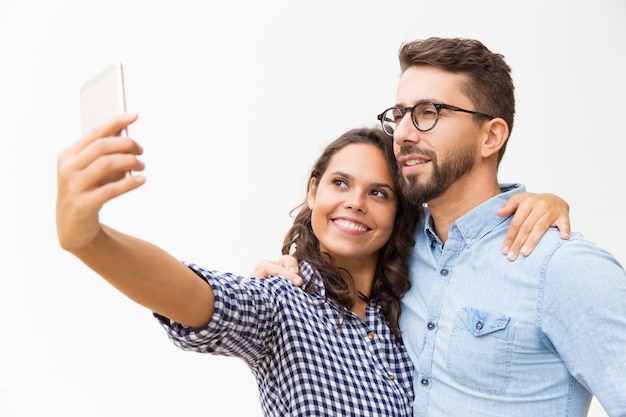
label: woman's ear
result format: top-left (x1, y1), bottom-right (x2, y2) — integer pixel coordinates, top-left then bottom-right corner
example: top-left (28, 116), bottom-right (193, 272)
top-left (307, 177), bottom-right (318, 210)
top-left (481, 117), bottom-right (509, 158)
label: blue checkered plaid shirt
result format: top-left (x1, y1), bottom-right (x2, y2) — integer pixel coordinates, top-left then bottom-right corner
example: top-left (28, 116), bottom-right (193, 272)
top-left (155, 261), bottom-right (414, 416)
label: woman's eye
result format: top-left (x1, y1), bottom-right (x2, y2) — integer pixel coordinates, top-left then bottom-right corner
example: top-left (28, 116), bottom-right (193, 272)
top-left (332, 179), bottom-right (348, 188)
top-left (371, 189), bottom-right (388, 198)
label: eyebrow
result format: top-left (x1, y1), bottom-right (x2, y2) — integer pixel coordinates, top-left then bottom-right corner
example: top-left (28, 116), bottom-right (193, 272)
top-left (394, 97), bottom-right (439, 107)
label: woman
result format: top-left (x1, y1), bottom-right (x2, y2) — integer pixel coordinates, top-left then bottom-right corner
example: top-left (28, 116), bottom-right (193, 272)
top-left (56, 113), bottom-right (570, 416)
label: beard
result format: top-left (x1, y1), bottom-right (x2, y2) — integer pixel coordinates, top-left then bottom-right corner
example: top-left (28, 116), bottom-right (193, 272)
top-left (398, 141), bottom-right (476, 206)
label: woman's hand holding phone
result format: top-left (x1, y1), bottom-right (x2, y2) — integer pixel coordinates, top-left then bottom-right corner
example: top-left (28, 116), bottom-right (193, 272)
top-left (56, 113), bottom-right (144, 253)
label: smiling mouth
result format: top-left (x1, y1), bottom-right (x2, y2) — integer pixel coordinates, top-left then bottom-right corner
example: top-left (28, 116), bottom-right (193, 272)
top-left (404, 157), bottom-right (430, 167)
top-left (333, 219), bottom-right (369, 233)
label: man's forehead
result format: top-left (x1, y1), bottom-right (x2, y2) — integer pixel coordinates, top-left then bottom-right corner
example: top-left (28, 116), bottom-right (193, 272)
top-left (396, 66), bottom-right (466, 104)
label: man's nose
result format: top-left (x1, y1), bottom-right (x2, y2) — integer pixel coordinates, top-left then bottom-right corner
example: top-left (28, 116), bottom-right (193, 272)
top-left (393, 112), bottom-right (421, 147)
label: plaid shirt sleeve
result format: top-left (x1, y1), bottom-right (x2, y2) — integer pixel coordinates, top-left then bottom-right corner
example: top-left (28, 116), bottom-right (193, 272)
top-left (154, 262), bottom-right (414, 416)
top-left (153, 263), bottom-right (283, 368)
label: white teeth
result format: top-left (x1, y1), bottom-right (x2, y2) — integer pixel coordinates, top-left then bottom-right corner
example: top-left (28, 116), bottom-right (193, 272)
top-left (334, 219), bottom-right (368, 232)
top-left (405, 159), bottom-right (424, 166)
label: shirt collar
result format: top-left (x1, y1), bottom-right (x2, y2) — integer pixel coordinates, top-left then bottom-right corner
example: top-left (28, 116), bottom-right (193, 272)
top-left (421, 183), bottom-right (526, 247)
top-left (297, 260), bottom-right (382, 317)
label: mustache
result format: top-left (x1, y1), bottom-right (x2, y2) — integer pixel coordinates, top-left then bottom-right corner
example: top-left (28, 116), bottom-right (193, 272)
top-left (397, 144), bottom-right (436, 160)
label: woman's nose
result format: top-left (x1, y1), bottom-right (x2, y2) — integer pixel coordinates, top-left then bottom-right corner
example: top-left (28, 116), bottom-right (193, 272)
top-left (344, 192), bottom-right (367, 213)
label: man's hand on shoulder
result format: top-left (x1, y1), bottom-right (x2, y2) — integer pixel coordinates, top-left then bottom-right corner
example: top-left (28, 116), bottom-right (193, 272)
top-left (249, 255), bottom-right (302, 286)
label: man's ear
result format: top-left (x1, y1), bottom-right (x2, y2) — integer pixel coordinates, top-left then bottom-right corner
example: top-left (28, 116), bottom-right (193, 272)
top-left (307, 177), bottom-right (318, 209)
top-left (481, 118), bottom-right (509, 158)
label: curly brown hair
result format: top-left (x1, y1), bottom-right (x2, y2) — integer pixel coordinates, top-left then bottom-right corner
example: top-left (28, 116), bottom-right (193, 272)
top-left (281, 127), bottom-right (420, 342)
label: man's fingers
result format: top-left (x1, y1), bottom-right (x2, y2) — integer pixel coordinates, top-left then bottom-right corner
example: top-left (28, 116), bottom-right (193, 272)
top-left (278, 254), bottom-right (299, 273)
top-left (249, 258), bottom-right (302, 286)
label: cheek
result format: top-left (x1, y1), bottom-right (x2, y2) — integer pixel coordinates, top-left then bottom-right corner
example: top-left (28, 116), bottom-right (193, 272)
top-left (377, 207), bottom-right (398, 241)
top-left (393, 143), bottom-right (402, 161)
top-left (309, 200), bottom-right (331, 237)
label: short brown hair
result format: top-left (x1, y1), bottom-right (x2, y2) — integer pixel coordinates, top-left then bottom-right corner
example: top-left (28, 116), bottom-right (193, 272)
top-left (399, 37), bottom-right (515, 165)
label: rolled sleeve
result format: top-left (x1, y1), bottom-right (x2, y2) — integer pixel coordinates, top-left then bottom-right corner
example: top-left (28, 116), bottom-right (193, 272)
top-left (154, 263), bottom-right (278, 367)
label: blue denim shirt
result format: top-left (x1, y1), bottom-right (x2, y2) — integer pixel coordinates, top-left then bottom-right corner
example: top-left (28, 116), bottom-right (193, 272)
top-left (400, 183), bottom-right (626, 417)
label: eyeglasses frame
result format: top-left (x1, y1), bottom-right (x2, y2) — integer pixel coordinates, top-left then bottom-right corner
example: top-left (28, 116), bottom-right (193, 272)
top-left (377, 101), bottom-right (496, 136)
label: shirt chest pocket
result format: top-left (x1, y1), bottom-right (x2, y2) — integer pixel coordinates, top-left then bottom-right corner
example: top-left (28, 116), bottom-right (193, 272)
top-left (447, 307), bottom-right (515, 394)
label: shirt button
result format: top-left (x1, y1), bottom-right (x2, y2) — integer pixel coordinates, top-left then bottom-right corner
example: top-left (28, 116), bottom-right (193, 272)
top-left (371, 302), bottom-right (377, 307)
top-left (421, 378), bottom-right (429, 386)
top-left (427, 322), bottom-right (435, 331)
top-left (475, 321), bottom-right (484, 330)
top-left (388, 374), bottom-right (395, 381)
top-left (440, 269), bottom-right (448, 276)
top-left (368, 332), bottom-right (375, 340)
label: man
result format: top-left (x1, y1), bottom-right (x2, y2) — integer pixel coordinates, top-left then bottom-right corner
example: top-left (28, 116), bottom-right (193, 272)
top-left (384, 37), bottom-right (626, 417)
top-left (258, 38), bottom-right (626, 416)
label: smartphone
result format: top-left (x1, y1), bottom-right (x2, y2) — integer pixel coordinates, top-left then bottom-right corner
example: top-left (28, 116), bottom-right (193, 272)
top-left (80, 62), bottom-right (128, 136)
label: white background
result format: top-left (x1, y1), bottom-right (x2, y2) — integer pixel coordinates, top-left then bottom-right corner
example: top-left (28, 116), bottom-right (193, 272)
top-left (1, 1), bottom-right (624, 416)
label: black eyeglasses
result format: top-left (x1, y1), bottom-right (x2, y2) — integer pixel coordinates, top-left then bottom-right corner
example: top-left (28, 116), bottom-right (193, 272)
top-left (377, 101), bottom-right (496, 137)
